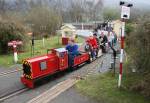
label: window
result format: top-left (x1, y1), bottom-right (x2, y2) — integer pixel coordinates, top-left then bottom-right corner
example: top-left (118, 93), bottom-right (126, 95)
top-left (40, 61), bottom-right (47, 70)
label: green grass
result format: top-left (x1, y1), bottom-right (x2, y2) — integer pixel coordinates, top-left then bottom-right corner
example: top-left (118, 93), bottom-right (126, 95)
top-left (76, 72), bottom-right (150, 103)
top-left (0, 36), bottom-right (84, 67)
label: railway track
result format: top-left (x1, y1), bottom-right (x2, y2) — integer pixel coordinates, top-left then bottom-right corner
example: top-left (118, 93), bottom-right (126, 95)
top-left (0, 88), bottom-right (28, 102)
top-left (0, 68), bottom-right (22, 77)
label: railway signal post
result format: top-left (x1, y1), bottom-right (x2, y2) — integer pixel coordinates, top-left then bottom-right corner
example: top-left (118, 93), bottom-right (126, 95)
top-left (118, 1), bottom-right (133, 88)
top-left (8, 41), bottom-right (23, 63)
top-left (31, 32), bottom-right (35, 56)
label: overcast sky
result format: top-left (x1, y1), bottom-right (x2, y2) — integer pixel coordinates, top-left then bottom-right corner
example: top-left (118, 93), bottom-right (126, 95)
top-left (103, 0), bottom-right (150, 10)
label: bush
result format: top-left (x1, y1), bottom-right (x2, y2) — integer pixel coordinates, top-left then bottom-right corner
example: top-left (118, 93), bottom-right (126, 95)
top-left (126, 16), bottom-right (150, 72)
top-left (0, 20), bottom-right (28, 54)
top-left (125, 15), bottom-right (150, 97)
top-left (125, 23), bottom-right (134, 35)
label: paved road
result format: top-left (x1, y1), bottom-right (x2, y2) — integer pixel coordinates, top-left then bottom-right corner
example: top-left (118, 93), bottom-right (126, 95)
top-left (0, 65), bottom-right (24, 98)
top-left (0, 50), bottom-right (118, 103)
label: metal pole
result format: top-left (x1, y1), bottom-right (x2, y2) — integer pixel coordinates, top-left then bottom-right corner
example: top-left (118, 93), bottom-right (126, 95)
top-left (118, 1), bottom-right (133, 88)
top-left (118, 18), bottom-right (125, 87)
top-left (31, 33), bottom-right (35, 56)
top-left (114, 56), bottom-right (116, 75)
top-left (113, 48), bottom-right (117, 75)
top-left (13, 45), bottom-right (18, 63)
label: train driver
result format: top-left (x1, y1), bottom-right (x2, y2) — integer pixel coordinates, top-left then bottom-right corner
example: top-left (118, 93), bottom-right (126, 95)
top-left (66, 38), bottom-right (79, 67)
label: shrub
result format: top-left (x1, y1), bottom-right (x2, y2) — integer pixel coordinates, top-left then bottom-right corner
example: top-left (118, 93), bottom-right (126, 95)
top-left (126, 16), bottom-right (150, 72)
top-left (125, 15), bottom-right (150, 97)
top-left (125, 23), bottom-right (134, 35)
top-left (0, 20), bottom-right (28, 54)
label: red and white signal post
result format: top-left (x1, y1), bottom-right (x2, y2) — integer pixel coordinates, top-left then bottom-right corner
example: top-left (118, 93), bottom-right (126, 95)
top-left (118, 1), bottom-right (133, 87)
top-left (8, 41), bottom-right (23, 63)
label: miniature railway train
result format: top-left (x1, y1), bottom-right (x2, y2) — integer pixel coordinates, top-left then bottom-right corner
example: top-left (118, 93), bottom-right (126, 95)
top-left (21, 42), bottom-right (103, 88)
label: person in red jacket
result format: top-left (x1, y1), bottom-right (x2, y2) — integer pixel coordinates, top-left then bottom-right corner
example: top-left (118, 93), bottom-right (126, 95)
top-left (92, 36), bottom-right (99, 49)
top-left (86, 36), bottom-right (98, 59)
top-left (86, 36), bottom-right (98, 49)
top-left (93, 33), bottom-right (100, 56)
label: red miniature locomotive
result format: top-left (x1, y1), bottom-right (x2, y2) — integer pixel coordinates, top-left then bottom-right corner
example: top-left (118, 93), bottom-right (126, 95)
top-left (21, 48), bottom-right (90, 88)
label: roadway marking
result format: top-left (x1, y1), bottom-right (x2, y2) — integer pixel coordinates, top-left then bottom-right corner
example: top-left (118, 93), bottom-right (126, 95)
top-left (27, 78), bottom-right (77, 103)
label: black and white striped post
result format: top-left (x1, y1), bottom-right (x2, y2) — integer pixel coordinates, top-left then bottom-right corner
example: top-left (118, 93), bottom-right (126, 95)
top-left (118, 1), bottom-right (133, 88)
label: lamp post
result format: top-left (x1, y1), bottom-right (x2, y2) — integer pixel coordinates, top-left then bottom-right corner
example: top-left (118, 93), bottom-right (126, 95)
top-left (118, 1), bottom-right (133, 88)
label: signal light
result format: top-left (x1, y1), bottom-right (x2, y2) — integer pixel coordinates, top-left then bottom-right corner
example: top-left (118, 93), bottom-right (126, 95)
top-left (127, 4), bottom-right (133, 7)
top-left (120, 1), bottom-right (133, 7)
top-left (120, 1), bottom-right (125, 5)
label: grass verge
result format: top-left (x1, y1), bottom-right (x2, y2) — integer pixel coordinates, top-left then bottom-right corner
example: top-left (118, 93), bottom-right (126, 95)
top-left (76, 72), bottom-right (150, 103)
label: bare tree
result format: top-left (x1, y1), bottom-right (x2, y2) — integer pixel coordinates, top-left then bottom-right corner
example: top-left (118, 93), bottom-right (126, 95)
top-left (14, 0), bottom-right (28, 11)
top-left (26, 6), bottom-right (62, 37)
top-left (0, 0), bottom-right (7, 15)
top-left (83, 0), bottom-right (103, 21)
top-left (68, 0), bottom-right (85, 22)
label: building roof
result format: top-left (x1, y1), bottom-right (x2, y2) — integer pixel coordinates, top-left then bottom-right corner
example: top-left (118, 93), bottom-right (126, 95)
top-left (63, 21), bottom-right (103, 26)
top-left (61, 24), bottom-right (76, 30)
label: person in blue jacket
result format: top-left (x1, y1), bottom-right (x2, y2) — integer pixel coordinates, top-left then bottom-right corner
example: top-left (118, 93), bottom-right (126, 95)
top-left (66, 38), bottom-right (79, 67)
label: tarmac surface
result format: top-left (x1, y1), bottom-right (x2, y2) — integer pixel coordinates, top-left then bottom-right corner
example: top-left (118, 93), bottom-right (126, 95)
top-left (0, 65), bottom-right (24, 98)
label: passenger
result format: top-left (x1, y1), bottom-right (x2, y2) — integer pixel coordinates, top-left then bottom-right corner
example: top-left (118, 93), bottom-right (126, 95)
top-left (93, 33), bottom-right (100, 47)
top-left (108, 32), bottom-right (112, 47)
top-left (112, 31), bottom-right (117, 46)
top-left (100, 31), bottom-right (108, 53)
top-left (108, 31), bottom-right (114, 48)
top-left (90, 36), bottom-right (98, 49)
top-left (85, 40), bottom-right (92, 52)
top-left (93, 33), bottom-right (100, 56)
top-left (86, 36), bottom-right (98, 59)
top-left (66, 38), bottom-right (79, 67)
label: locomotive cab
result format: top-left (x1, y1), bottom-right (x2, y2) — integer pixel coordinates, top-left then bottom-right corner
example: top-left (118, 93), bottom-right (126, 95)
top-left (52, 48), bottom-right (68, 71)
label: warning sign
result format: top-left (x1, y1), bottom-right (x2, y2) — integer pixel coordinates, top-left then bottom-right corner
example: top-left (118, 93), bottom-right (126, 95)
top-left (121, 6), bottom-right (130, 19)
